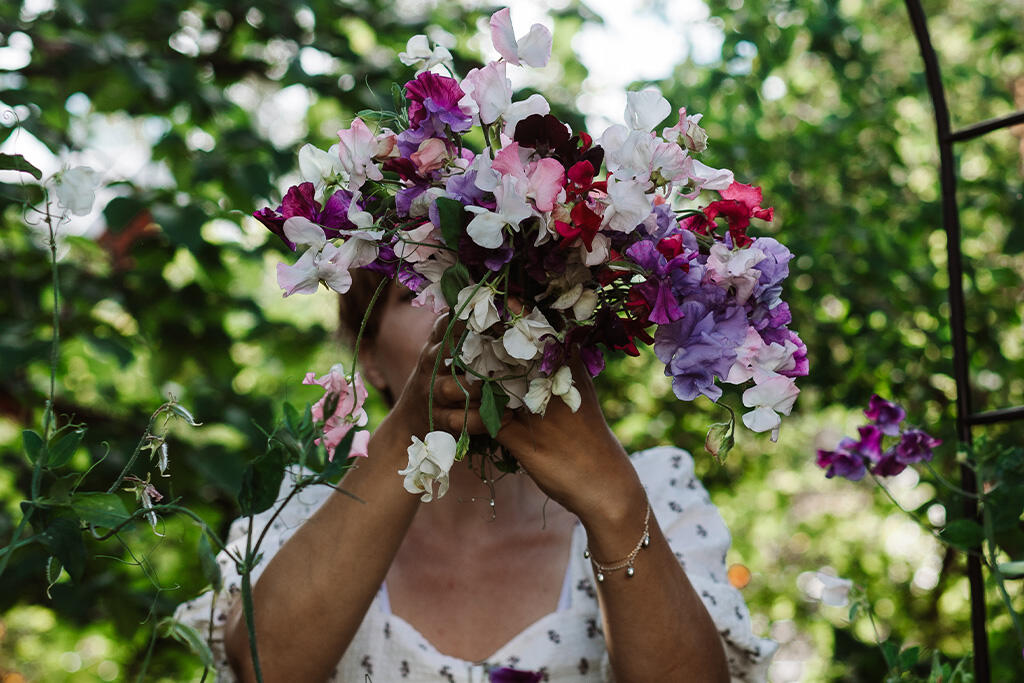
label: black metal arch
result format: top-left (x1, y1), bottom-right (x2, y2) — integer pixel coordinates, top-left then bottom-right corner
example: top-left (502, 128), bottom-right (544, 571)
top-left (904, 2), bottom-right (1024, 681)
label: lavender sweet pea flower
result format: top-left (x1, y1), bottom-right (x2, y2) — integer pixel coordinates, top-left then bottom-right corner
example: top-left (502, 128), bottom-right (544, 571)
top-left (864, 394), bottom-right (906, 436)
top-left (654, 300), bottom-right (747, 402)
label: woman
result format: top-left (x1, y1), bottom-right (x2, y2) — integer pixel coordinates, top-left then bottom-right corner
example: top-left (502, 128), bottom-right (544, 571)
top-left (175, 273), bottom-right (775, 682)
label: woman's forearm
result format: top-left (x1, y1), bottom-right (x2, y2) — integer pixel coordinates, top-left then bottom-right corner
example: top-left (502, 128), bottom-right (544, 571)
top-left (581, 482), bottom-right (730, 683)
top-left (224, 417), bottom-right (420, 683)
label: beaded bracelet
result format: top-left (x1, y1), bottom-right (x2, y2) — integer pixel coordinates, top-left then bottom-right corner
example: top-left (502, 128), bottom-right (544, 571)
top-left (584, 501), bottom-right (651, 582)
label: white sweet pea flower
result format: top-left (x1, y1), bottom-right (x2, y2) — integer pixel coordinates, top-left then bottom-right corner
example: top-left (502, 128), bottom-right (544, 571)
top-left (52, 166), bottom-right (99, 216)
top-left (602, 176), bottom-right (652, 233)
top-left (465, 175), bottom-right (532, 248)
top-left (455, 284), bottom-right (501, 332)
top-left (740, 373), bottom-right (800, 440)
top-left (683, 159), bottom-right (734, 198)
top-left (706, 243), bottom-right (766, 305)
top-left (399, 431), bottom-right (457, 502)
top-left (298, 143), bottom-right (346, 196)
top-left (460, 61), bottom-right (513, 125)
top-left (624, 88), bottom-right (671, 132)
top-left (524, 366), bottom-right (581, 415)
top-left (503, 308), bottom-right (556, 360)
top-left (398, 34), bottom-right (454, 74)
top-left (460, 330), bottom-right (519, 379)
top-left (814, 571), bottom-right (854, 607)
top-left (275, 217), bottom-right (376, 296)
top-left (394, 222), bottom-right (439, 263)
top-left (489, 8), bottom-right (552, 68)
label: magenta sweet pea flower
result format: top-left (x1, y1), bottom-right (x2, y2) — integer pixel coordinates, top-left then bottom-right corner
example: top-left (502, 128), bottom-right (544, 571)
top-left (863, 394), bottom-right (906, 436)
top-left (895, 428), bottom-right (941, 464)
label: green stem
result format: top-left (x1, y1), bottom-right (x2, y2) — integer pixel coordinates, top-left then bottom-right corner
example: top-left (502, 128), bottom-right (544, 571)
top-left (106, 406), bottom-right (166, 494)
top-left (43, 200), bottom-right (59, 442)
top-left (134, 622), bottom-right (159, 683)
top-left (240, 513), bottom-right (264, 683)
top-left (0, 512), bottom-right (34, 580)
top-left (982, 499), bottom-right (1024, 654)
top-left (922, 460), bottom-right (979, 498)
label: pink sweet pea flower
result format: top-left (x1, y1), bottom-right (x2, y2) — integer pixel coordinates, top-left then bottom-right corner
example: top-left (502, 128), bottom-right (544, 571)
top-left (461, 61), bottom-right (513, 125)
top-left (303, 364), bottom-right (370, 460)
top-left (337, 118), bottom-right (384, 191)
top-left (410, 137), bottom-right (448, 175)
top-left (489, 8), bottom-right (552, 68)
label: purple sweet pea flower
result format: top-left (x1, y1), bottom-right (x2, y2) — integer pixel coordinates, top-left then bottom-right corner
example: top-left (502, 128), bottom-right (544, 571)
top-left (489, 667), bottom-right (543, 683)
top-left (653, 300), bottom-right (747, 402)
top-left (779, 329), bottom-right (809, 378)
top-left (864, 395), bottom-right (906, 436)
top-left (870, 447), bottom-right (908, 477)
top-left (816, 425), bottom-right (883, 481)
top-left (405, 72), bottom-right (473, 133)
top-left (895, 428), bottom-right (941, 464)
top-left (253, 183), bottom-right (358, 250)
top-left (816, 445), bottom-right (867, 481)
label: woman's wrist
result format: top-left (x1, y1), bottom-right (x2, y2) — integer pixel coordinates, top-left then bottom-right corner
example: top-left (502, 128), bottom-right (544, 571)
top-left (576, 473), bottom-right (649, 562)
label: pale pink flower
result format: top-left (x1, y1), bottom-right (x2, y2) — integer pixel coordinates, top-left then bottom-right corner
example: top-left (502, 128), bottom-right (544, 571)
top-left (303, 364), bottom-right (370, 460)
top-left (489, 8), bottom-right (552, 68)
top-left (741, 373), bottom-right (800, 439)
top-left (460, 61), bottom-right (513, 125)
top-left (410, 137), bottom-right (448, 175)
top-left (662, 107), bottom-right (709, 154)
top-left (705, 243), bottom-right (766, 305)
top-left (337, 118), bottom-right (384, 190)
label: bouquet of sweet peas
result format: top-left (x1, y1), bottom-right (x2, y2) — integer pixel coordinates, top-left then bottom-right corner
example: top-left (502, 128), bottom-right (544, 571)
top-left (254, 8), bottom-right (807, 498)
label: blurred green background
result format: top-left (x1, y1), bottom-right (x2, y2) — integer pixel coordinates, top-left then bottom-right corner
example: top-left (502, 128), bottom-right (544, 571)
top-left (1, 0), bottom-right (1022, 680)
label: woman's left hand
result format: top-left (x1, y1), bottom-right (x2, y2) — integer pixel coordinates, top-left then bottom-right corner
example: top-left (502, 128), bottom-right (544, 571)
top-left (495, 361), bottom-right (645, 527)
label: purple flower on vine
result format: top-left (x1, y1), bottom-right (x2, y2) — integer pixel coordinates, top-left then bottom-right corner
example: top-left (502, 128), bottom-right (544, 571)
top-left (864, 394), bottom-right (906, 436)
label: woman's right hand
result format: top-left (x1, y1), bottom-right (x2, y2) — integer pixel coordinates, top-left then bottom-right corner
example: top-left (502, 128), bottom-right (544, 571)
top-left (386, 312), bottom-right (490, 440)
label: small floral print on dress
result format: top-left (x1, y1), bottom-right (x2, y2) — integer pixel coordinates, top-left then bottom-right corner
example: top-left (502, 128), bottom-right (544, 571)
top-left (576, 578), bottom-right (596, 599)
top-left (585, 617), bottom-right (600, 638)
top-left (547, 629), bottom-right (561, 644)
top-left (439, 665), bottom-right (455, 683)
top-left (669, 500), bottom-right (683, 513)
top-left (702, 589), bottom-right (717, 606)
top-left (384, 622), bottom-right (391, 638)
top-left (578, 658), bottom-right (590, 674)
top-left (400, 660), bottom-right (410, 677)
top-left (671, 454), bottom-right (682, 469)
top-left (360, 655), bottom-right (372, 675)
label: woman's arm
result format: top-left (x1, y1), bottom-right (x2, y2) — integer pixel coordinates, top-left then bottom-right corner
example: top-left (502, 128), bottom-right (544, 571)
top-left (497, 365), bottom-right (730, 683)
top-left (224, 315), bottom-right (484, 683)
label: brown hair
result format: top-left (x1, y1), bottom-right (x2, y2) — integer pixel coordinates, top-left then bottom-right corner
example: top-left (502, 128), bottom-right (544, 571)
top-left (337, 268), bottom-right (390, 346)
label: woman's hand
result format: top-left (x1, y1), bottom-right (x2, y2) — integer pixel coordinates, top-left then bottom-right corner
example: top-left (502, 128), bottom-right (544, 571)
top-left (496, 359), bottom-right (645, 528)
top-left (385, 312), bottom-right (491, 440)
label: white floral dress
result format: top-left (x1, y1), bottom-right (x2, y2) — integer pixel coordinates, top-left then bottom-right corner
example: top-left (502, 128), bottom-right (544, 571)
top-left (174, 446), bottom-right (776, 681)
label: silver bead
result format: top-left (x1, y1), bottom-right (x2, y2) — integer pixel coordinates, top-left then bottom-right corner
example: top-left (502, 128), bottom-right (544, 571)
top-left (596, 571), bottom-right (605, 582)
top-left (583, 549), bottom-right (590, 559)
top-left (626, 566), bottom-right (635, 577)
top-left (641, 533), bottom-right (650, 548)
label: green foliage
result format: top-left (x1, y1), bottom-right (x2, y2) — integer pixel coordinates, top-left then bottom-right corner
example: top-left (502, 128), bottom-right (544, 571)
top-left (1, 0), bottom-right (1022, 679)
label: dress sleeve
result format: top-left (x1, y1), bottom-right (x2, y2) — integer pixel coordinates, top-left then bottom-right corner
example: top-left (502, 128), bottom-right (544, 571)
top-left (172, 469), bottom-right (336, 681)
top-left (603, 446), bottom-right (777, 683)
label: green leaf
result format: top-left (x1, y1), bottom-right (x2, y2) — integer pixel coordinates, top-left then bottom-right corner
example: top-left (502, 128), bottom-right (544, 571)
top-left (0, 152), bottom-right (43, 179)
top-left (899, 646), bottom-right (921, 670)
top-left (283, 402), bottom-right (301, 434)
top-left (23, 430), bottom-right (43, 463)
top-left (996, 560), bottom-right (1024, 577)
top-left (168, 402), bottom-right (202, 426)
top-left (479, 381), bottom-right (508, 439)
top-left (159, 618), bottom-right (215, 668)
top-left (45, 556), bottom-right (63, 599)
top-left (70, 492), bottom-right (132, 529)
top-left (435, 197), bottom-right (466, 250)
top-left (198, 533), bottom-right (222, 592)
top-left (47, 427), bottom-right (86, 469)
top-left (440, 263), bottom-right (471, 310)
top-left (237, 451), bottom-right (286, 516)
top-left (880, 640), bottom-right (900, 669)
top-left (939, 518), bottom-right (985, 550)
top-left (38, 517), bottom-right (86, 583)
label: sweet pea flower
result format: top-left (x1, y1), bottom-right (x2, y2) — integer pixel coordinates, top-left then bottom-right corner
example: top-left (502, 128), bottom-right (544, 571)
top-left (399, 431), bottom-right (458, 502)
top-left (465, 175), bottom-right (533, 248)
top-left (524, 365), bottom-right (581, 415)
top-left (602, 176), bottom-right (653, 233)
top-left (814, 571), bottom-right (854, 607)
top-left (298, 143), bottom-right (346, 197)
top-left (337, 118), bottom-right (385, 191)
top-left (410, 137), bottom-right (448, 175)
top-left (662, 107), bottom-right (708, 154)
top-left (398, 34), bottom-right (454, 74)
top-left (492, 142), bottom-right (565, 212)
top-left (52, 165), bottom-right (99, 216)
top-left (740, 373), bottom-right (800, 439)
top-left (460, 61), bottom-right (513, 125)
top-left (394, 222), bottom-right (440, 263)
top-left (706, 243), bottom-right (766, 305)
top-left (502, 93), bottom-right (551, 139)
top-left (727, 326), bottom-right (799, 384)
top-left (489, 8), bottom-right (552, 68)
top-left (303, 364), bottom-right (370, 460)
top-left (863, 394), bottom-right (906, 436)
top-left (503, 308), bottom-right (557, 360)
top-left (460, 330), bottom-right (518, 379)
top-left (682, 159), bottom-right (734, 198)
top-left (624, 88), bottom-right (672, 132)
top-left (455, 284), bottom-right (501, 332)
top-left (276, 217), bottom-right (377, 296)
